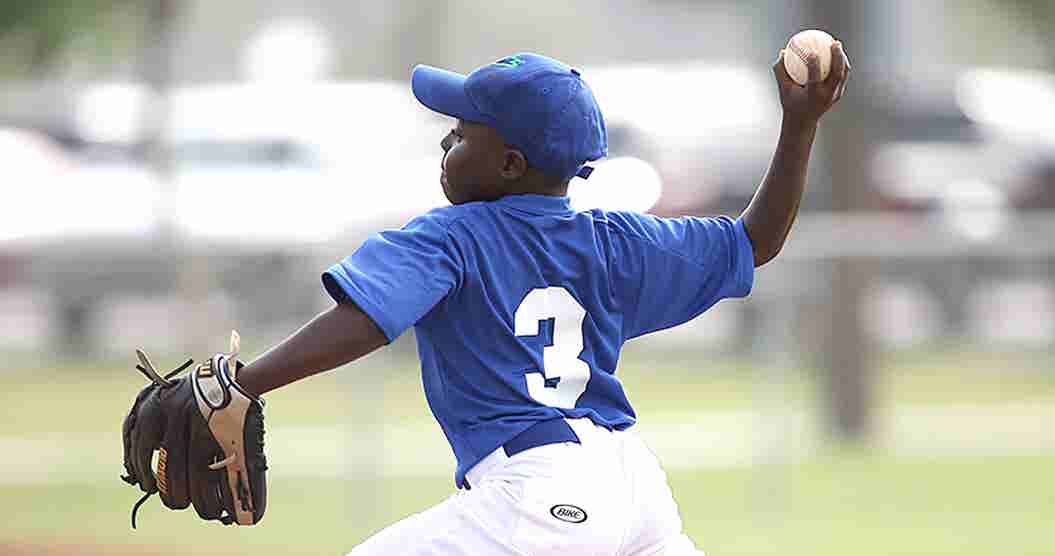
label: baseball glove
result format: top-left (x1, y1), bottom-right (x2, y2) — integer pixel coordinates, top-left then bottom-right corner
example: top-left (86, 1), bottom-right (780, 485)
top-left (120, 331), bottom-right (267, 528)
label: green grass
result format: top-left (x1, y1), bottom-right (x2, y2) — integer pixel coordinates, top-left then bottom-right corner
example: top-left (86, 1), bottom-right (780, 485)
top-left (3, 346), bottom-right (1053, 436)
top-left (2, 347), bottom-right (1053, 554)
top-left (1, 453), bottom-right (1052, 555)
top-left (675, 453), bottom-right (1055, 555)
top-left (878, 347), bottom-right (1055, 406)
top-left (2, 346), bottom-right (1055, 552)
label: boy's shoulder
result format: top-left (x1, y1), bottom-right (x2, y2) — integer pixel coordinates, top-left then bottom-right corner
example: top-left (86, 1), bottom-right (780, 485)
top-left (587, 209), bottom-right (669, 238)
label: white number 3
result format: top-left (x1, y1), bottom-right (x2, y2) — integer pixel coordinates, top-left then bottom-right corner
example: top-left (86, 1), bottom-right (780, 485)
top-left (514, 287), bottom-right (591, 408)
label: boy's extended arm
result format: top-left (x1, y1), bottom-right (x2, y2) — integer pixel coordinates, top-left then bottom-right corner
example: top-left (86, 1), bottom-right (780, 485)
top-left (741, 42), bottom-right (850, 267)
top-left (237, 301), bottom-right (388, 397)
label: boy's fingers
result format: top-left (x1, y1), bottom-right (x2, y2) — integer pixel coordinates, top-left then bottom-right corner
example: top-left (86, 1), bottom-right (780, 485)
top-left (833, 44), bottom-right (851, 103)
top-left (772, 50), bottom-right (791, 82)
top-left (827, 41), bottom-right (846, 85)
top-left (839, 47), bottom-right (851, 86)
top-left (805, 52), bottom-right (822, 84)
top-left (833, 73), bottom-right (849, 103)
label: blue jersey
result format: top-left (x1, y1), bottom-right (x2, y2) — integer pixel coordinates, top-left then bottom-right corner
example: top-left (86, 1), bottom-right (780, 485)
top-left (322, 194), bottom-right (754, 487)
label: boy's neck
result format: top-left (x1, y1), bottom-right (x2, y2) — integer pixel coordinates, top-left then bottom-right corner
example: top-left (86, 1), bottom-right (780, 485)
top-left (500, 170), bottom-right (569, 198)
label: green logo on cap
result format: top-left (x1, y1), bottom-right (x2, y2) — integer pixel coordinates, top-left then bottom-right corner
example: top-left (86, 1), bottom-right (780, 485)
top-left (494, 56), bottom-right (525, 68)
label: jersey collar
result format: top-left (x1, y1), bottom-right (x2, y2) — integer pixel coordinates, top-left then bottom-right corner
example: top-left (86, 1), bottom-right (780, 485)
top-left (493, 194), bottom-right (574, 215)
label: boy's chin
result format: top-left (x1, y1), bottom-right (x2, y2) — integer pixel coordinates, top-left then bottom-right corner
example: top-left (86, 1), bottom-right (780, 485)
top-left (441, 183), bottom-right (467, 205)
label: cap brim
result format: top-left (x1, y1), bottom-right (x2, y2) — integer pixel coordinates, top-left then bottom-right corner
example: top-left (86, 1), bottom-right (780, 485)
top-left (411, 64), bottom-right (487, 123)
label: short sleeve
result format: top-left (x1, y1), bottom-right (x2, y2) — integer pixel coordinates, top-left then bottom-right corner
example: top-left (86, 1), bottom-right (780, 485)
top-left (322, 212), bottom-right (462, 342)
top-left (607, 213), bottom-right (755, 339)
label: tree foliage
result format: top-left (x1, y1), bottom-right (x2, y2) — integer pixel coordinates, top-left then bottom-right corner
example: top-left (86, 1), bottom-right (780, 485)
top-left (0, 0), bottom-right (137, 68)
top-left (1000, 0), bottom-right (1055, 64)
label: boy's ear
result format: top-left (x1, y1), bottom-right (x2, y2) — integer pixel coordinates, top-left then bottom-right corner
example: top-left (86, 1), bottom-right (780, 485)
top-left (500, 148), bottom-right (528, 180)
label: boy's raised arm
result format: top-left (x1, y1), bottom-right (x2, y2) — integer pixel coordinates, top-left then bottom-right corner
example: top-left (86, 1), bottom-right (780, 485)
top-left (237, 301), bottom-right (388, 397)
top-left (741, 42), bottom-right (850, 267)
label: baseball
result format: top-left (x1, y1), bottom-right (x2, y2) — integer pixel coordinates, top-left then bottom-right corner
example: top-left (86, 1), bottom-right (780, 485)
top-left (783, 29), bottom-right (835, 86)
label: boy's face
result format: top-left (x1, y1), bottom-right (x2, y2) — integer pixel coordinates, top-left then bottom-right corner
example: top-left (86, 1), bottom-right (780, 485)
top-left (439, 120), bottom-right (524, 204)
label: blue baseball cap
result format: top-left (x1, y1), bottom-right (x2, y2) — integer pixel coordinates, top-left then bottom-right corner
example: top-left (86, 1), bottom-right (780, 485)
top-left (411, 53), bottom-right (607, 182)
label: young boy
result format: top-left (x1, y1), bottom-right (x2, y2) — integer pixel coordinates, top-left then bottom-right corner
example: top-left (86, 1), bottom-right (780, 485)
top-left (237, 48), bottom-right (849, 554)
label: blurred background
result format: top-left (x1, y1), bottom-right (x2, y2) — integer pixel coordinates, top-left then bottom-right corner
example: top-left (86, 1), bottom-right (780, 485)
top-left (1, 0), bottom-right (1053, 554)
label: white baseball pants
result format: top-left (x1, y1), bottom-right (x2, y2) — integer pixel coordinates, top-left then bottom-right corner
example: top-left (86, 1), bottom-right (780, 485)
top-left (347, 417), bottom-right (704, 555)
